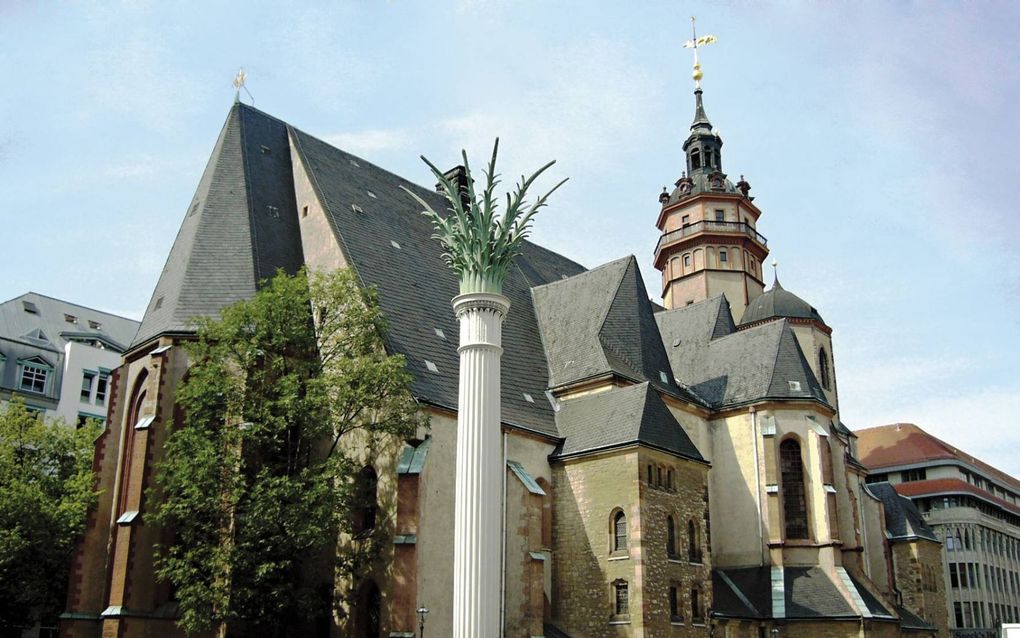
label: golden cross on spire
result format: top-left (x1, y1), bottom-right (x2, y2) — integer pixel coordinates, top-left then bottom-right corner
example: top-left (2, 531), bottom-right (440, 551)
top-left (682, 17), bottom-right (717, 90)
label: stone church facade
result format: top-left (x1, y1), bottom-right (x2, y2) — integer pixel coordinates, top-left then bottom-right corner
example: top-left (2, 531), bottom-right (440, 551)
top-left (62, 78), bottom-right (947, 637)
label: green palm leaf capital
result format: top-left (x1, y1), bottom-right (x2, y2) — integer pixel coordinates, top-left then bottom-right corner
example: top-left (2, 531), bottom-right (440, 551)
top-left (400, 139), bottom-right (567, 295)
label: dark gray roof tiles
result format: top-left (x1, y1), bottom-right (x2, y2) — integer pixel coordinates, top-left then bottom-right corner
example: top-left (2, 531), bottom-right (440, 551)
top-left (532, 256), bottom-right (691, 401)
top-left (657, 298), bottom-right (828, 409)
top-left (0, 292), bottom-right (139, 354)
top-left (132, 104), bottom-right (305, 348)
top-left (714, 566), bottom-right (866, 620)
top-left (551, 382), bottom-right (705, 461)
top-left (740, 277), bottom-right (826, 327)
top-left (866, 482), bottom-right (939, 542)
top-left (289, 127), bottom-right (585, 438)
top-left (785, 567), bottom-right (857, 619)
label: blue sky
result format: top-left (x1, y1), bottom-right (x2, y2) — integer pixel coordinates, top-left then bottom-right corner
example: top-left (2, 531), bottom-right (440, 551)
top-left (2, 2), bottom-right (1018, 475)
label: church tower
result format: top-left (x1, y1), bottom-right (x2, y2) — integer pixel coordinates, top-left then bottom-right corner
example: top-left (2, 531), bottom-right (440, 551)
top-left (654, 50), bottom-right (768, 321)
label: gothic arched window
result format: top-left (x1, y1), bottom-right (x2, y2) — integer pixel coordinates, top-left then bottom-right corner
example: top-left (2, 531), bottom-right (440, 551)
top-left (781, 438), bottom-right (810, 539)
top-left (688, 519), bottom-right (702, 563)
top-left (818, 347), bottom-right (832, 390)
top-left (354, 466), bottom-right (378, 534)
top-left (118, 370), bottom-right (148, 516)
top-left (352, 580), bottom-right (381, 638)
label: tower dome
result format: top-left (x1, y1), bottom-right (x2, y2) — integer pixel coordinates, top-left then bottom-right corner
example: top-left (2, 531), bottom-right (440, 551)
top-left (739, 277), bottom-right (825, 327)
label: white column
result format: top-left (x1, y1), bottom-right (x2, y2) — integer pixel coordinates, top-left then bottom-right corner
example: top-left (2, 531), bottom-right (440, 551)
top-left (452, 292), bottom-right (509, 638)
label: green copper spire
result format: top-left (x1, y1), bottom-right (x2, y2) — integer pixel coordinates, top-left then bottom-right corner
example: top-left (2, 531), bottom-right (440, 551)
top-left (402, 140), bottom-right (567, 295)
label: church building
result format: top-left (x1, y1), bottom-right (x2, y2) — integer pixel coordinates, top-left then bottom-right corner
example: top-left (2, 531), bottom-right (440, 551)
top-left (62, 61), bottom-right (948, 638)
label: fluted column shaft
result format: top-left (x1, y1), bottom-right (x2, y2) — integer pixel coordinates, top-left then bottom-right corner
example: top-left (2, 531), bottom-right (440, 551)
top-left (452, 292), bottom-right (509, 638)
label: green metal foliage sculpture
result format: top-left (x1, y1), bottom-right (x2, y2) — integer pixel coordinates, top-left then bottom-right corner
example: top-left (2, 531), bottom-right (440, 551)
top-left (401, 139), bottom-right (567, 295)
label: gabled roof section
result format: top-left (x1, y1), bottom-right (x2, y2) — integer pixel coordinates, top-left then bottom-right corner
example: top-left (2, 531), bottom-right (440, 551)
top-left (551, 382), bottom-right (705, 461)
top-left (657, 298), bottom-right (827, 409)
top-left (288, 127), bottom-right (585, 437)
top-left (132, 103), bottom-right (304, 348)
top-left (532, 256), bottom-right (684, 398)
top-left (856, 423), bottom-right (1020, 493)
top-left (865, 482), bottom-right (938, 542)
top-left (0, 292), bottom-right (139, 353)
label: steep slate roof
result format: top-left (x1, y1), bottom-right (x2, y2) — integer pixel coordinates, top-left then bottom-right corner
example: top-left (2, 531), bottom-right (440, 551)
top-left (856, 423), bottom-right (1020, 493)
top-left (551, 382), bottom-right (705, 461)
top-left (288, 127), bottom-right (585, 437)
top-left (713, 566), bottom-right (861, 620)
top-left (0, 292), bottom-right (139, 354)
top-left (740, 277), bottom-right (826, 327)
top-left (865, 482), bottom-right (939, 542)
top-left (133, 104), bottom-right (305, 348)
top-left (532, 257), bottom-right (687, 400)
top-left (656, 297), bottom-right (827, 409)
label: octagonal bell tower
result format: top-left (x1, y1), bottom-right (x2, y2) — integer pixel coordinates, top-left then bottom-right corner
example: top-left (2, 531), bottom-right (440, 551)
top-left (654, 56), bottom-right (769, 321)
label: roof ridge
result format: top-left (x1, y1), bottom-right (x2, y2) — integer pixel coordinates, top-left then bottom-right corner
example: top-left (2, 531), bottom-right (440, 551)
top-left (8, 292), bottom-right (141, 323)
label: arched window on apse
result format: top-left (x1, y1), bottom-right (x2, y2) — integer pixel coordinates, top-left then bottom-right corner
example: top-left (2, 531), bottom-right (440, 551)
top-left (780, 438), bottom-right (810, 539)
top-left (118, 369), bottom-right (148, 515)
top-left (818, 348), bottom-right (832, 390)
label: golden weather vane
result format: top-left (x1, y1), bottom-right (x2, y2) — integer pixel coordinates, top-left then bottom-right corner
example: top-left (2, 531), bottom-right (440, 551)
top-left (233, 67), bottom-right (254, 105)
top-left (682, 17), bottom-right (717, 90)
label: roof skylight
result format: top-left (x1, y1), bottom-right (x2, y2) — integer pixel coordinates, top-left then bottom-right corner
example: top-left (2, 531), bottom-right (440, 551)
top-left (391, 240), bottom-right (401, 249)
top-left (366, 190), bottom-right (377, 199)
top-left (424, 360), bottom-right (438, 373)
top-left (434, 328), bottom-right (446, 340)
top-left (22, 301), bottom-right (38, 314)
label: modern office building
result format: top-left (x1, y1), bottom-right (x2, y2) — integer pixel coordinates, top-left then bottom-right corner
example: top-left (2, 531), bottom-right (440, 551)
top-left (859, 423), bottom-right (1020, 638)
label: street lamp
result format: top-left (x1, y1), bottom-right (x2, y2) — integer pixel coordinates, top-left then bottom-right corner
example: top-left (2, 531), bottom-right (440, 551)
top-left (416, 606), bottom-right (429, 638)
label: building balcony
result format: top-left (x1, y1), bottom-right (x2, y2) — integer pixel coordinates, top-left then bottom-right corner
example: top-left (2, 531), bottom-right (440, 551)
top-left (655, 221), bottom-right (768, 261)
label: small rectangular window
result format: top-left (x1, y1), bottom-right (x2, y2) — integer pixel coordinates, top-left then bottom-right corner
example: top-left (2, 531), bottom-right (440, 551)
top-left (88, 320), bottom-right (102, 330)
top-left (65, 314), bottom-right (78, 324)
top-left (719, 249), bottom-right (728, 263)
top-left (81, 372), bottom-right (95, 402)
top-left (302, 205), bottom-right (309, 218)
top-left (684, 254), bottom-right (691, 267)
top-left (715, 209), bottom-right (724, 221)
top-left (22, 300), bottom-right (38, 314)
top-left (691, 588), bottom-right (702, 622)
top-left (902, 468), bottom-right (927, 482)
top-left (614, 581), bottom-right (629, 616)
top-left (669, 585), bottom-right (682, 622)
top-left (681, 215), bottom-right (690, 227)
top-left (96, 374), bottom-right (109, 406)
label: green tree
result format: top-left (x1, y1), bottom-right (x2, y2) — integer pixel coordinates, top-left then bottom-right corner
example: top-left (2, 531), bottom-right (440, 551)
top-left (0, 397), bottom-right (101, 631)
top-left (151, 267), bottom-right (423, 636)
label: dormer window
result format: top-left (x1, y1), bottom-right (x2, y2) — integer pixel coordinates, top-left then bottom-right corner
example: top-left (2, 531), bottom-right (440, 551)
top-left (18, 358), bottom-right (52, 394)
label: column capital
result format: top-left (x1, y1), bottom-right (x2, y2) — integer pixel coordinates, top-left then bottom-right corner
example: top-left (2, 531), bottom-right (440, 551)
top-left (452, 292), bottom-right (510, 318)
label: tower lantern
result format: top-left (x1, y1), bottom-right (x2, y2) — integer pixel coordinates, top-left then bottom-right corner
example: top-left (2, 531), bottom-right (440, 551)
top-left (655, 19), bottom-right (769, 321)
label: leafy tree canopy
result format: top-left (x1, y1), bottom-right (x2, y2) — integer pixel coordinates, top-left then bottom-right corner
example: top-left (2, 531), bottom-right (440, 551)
top-left (151, 267), bottom-right (423, 636)
top-left (0, 397), bottom-right (101, 629)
